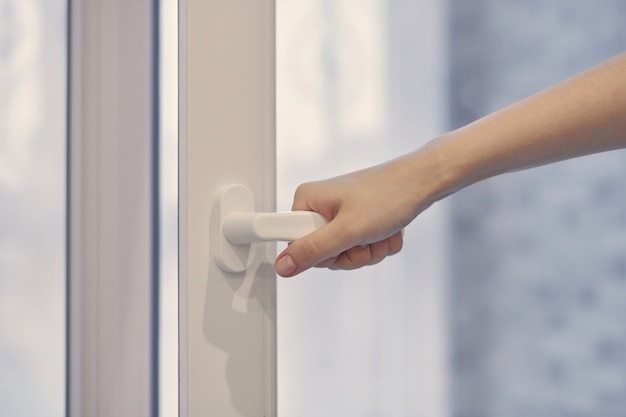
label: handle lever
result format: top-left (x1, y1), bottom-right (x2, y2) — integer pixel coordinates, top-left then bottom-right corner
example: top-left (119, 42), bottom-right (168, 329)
top-left (224, 211), bottom-right (328, 245)
top-left (213, 184), bottom-right (327, 272)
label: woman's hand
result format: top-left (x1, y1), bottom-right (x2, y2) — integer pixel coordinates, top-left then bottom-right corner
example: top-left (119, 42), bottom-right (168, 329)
top-left (275, 53), bottom-right (626, 278)
top-left (274, 152), bottom-right (443, 277)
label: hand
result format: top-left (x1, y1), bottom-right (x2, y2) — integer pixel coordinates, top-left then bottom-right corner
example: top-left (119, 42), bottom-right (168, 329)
top-left (274, 155), bottom-right (438, 277)
top-left (275, 53), bottom-right (626, 278)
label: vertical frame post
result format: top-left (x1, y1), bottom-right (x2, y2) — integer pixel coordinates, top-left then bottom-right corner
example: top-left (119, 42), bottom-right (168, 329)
top-left (67, 0), bottom-right (159, 415)
top-left (179, 0), bottom-right (277, 416)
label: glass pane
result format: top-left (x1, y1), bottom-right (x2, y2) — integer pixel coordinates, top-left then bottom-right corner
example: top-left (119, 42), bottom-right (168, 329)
top-left (278, 1), bottom-right (626, 417)
top-left (0, 1), bottom-right (66, 416)
top-left (448, 2), bottom-right (626, 416)
top-left (276, 1), bottom-right (450, 416)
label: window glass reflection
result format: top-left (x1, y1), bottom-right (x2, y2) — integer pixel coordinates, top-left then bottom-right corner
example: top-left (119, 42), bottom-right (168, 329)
top-left (0, 1), bottom-right (66, 416)
top-left (448, 2), bottom-right (626, 416)
top-left (278, 1), bottom-right (626, 417)
top-left (277, 1), bottom-right (449, 416)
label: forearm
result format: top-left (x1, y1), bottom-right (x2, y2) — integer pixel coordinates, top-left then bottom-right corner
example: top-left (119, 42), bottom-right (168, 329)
top-left (422, 52), bottom-right (626, 204)
top-left (276, 53), bottom-right (626, 277)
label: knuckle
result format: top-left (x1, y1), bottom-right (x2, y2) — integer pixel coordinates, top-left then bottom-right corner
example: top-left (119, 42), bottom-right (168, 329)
top-left (293, 183), bottom-right (317, 211)
top-left (345, 245), bottom-right (372, 267)
top-left (369, 241), bottom-right (388, 260)
top-left (294, 182), bottom-right (314, 199)
top-left (389, 233), bottom-right (403, 255)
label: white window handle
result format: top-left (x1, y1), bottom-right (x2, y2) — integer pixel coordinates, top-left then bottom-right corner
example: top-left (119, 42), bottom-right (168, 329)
top-left (223, 211), bottom-right (328, 244)
top-left (213, 184), bottom-right (327, 272)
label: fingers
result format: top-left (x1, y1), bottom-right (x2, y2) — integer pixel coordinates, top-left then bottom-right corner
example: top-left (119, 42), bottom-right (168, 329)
top-left (275, 229), bottom-right (403, 277)
top-left (327, 231), bottom-right (403, 270)
top-left (274, 215), bottom-right (359, 277)
top-left (276, 170), bottom-right (413, 277)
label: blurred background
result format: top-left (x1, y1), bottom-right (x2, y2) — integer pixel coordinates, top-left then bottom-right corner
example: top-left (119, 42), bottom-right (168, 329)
top-left (1, 0), bottom-right (625, 416)
top-left (0, 0), bottom-right (66, 416)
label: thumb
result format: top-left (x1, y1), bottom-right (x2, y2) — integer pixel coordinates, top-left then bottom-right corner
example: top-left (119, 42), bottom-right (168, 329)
top-left (274, 216), bottom-right (356, 277)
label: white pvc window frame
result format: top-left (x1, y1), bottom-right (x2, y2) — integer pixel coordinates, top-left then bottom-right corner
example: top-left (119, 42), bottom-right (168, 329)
top-left (67, 0), bottom-right (160, 415)
top-left (179, 0), bottom-right (277, 416)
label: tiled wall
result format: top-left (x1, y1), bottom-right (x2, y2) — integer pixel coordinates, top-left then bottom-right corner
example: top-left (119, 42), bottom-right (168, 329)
top-left (448, 2), bottom-right (626, 416)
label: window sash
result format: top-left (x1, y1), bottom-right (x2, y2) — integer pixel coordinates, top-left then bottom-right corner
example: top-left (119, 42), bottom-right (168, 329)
top-left (67, 1), bottom-right (159, 415)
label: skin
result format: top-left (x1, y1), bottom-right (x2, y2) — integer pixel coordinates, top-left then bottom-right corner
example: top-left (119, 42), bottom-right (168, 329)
top-left (275, 52), bottom-right (626, 278)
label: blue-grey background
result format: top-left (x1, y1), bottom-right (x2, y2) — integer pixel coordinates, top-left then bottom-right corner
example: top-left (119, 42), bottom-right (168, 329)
top-left (448, 2), bottom-right (626, 417)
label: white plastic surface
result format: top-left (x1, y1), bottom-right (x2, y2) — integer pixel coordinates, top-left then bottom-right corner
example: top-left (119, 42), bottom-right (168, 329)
top-left (180, 2), bottom-right (278, 414)
top-left (214, 184), bottom-right (327, 272)
top-left (224, 211), bottom-right (328, 244)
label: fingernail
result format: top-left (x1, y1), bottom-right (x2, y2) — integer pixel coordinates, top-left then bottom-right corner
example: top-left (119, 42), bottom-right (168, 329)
top-left (275, 255), bottom-right (297, 277)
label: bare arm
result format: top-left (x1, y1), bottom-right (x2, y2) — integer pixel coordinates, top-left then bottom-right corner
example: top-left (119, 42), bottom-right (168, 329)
top-left (275, 52), bottom-right (626, 277)
top-left (437, 52), bottom-right (626, 195)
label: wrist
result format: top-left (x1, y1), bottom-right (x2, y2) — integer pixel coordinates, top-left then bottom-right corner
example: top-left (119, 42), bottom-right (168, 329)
top-left (415, 129), bottom-right (498, 205)
top-left (388, 135), bottom-right (463, 215)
